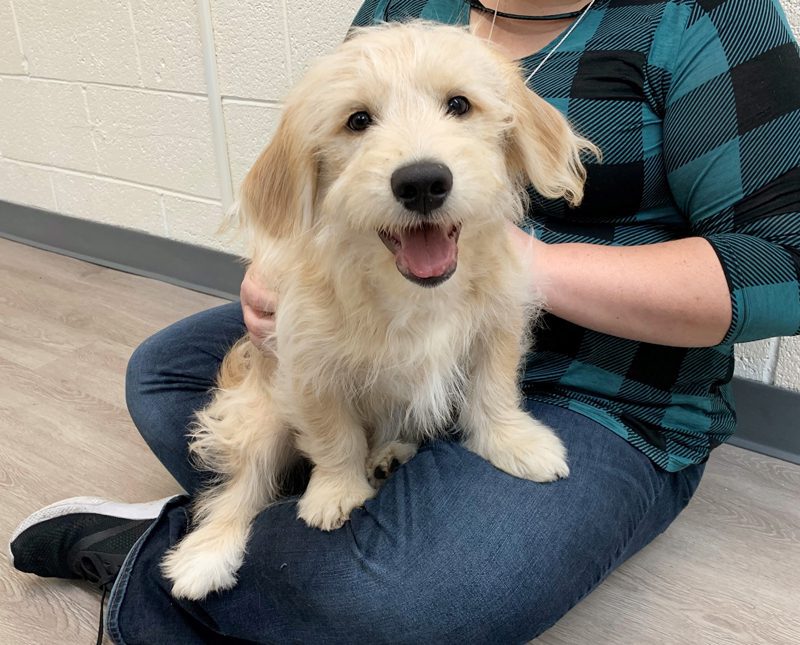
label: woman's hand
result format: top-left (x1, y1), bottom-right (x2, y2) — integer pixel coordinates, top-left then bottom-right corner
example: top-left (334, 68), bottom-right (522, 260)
top-left (240, 266), bottom-right (278, 349)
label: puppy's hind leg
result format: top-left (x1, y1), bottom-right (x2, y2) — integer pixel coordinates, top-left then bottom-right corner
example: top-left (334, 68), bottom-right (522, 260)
top-left (367, 440), bottom-right (418, 488)
top-left (162, 356), bottom-right (293, 600)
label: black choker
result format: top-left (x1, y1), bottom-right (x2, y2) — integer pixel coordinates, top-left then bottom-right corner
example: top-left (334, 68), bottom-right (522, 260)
top-left (466, 0), bottom-right (591, 21)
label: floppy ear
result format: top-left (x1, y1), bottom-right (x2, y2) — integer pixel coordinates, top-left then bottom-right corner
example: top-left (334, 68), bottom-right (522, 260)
top-left (239, 106), bottom-right (317, 238)
top-left (505, 72), bottom-right (598, 207)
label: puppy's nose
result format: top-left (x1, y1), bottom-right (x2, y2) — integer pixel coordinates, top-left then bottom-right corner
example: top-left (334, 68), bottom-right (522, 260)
top-left (391, 162), bottom-right (453, 214)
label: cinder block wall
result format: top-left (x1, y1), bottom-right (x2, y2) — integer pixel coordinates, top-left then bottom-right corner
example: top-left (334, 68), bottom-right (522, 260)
top-left (0, 0), bottom-right (362, 251)
top-left (1, 0), bottom-right (800, 390)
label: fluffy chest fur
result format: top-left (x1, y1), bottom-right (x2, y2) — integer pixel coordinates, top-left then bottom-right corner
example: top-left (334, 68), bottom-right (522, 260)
top-left (262, 217), bottom-right (533, 441)
top-left (274, 259), bottom-right (493, 438)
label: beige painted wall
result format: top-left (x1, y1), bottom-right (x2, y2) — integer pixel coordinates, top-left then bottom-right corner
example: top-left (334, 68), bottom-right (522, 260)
top-left (1, 0), bottom-right (800, 389)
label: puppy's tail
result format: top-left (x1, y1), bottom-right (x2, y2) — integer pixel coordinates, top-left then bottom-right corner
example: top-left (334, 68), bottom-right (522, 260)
top-left (217, 337), bottom-right (254, 390)
top-left (192, 339), bottom-right (283, 476)
top-left (217, 335), bottom-right (279, 390)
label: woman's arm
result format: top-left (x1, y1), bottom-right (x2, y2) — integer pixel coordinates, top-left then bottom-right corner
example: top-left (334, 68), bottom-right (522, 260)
top-left (508, 224), bottom-right (732, 347)
top-left (516, 0), bottom-right (800, 349)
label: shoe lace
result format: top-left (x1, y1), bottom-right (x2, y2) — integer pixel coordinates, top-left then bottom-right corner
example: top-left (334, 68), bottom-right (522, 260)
top-left (75, 552), bottom-right (124, 645)
top-left (76, 551), bottom-right (123, 587)
top-left (65, 518), bottom-right (153, 644)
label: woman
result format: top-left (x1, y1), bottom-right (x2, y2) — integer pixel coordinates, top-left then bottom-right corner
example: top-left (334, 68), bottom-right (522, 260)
top-left (11, 1), bottom-right (800, 643)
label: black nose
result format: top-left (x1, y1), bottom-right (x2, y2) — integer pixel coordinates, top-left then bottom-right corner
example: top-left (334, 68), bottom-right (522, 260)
top-left (391, 162), bottom-right (453, 214)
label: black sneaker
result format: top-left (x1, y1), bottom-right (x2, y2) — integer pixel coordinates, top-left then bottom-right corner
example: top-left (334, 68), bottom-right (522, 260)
top-left (9, 496), bottom-right (173, 645)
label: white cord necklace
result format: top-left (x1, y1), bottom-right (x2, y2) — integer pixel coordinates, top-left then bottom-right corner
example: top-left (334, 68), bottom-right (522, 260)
top-left (524, 0), bottom-right (596, 82)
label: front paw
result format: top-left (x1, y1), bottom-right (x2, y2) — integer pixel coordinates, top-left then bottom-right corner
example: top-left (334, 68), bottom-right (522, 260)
top-left (467, 416), bottom-right (569, 483)
top-left (161, 530), bottom-right (244, 600)
top-left (297, 476), bottom-right (375, 531)
top-left (367, 441), bottom-right (418, 488)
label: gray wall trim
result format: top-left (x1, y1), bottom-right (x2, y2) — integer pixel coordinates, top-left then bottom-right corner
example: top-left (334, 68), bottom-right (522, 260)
top-left (729, 379), bottom-right (800, 465)
top-left (0, 201), bottom-right (243, 300)
top-left (2, 200), bottom-right (799, 465)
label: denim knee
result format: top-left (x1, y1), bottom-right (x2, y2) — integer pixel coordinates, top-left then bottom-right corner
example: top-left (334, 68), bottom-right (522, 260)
top-left (125, 335), bottom-right (159, 442)
top-left (124, 312), bottom-right (238, 494)
top-left (125, 303), bottom-right (245, 433)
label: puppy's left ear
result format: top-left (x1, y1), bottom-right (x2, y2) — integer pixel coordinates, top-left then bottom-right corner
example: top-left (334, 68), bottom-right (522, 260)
top-left (506, 72), bottom-right (598, 207)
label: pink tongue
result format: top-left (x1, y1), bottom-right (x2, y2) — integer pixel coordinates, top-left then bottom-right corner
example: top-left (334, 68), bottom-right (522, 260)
top-left (396, 224), bottom-right (457, 279)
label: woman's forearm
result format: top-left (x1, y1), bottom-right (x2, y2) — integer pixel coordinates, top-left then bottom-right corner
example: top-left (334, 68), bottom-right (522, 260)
top-left (513, 228), bottom-right (733, 347)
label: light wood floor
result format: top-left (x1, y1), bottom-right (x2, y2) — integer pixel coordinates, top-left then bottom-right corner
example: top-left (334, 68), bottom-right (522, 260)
top-left (1, 237), bottom-right (799, 644)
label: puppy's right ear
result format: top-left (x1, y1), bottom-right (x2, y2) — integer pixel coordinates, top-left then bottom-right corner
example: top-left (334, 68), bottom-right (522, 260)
top-left (240, 107), bottom-right (316, 238)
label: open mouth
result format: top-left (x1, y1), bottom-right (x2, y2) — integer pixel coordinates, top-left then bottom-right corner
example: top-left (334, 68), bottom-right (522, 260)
top-left (378, 222), bottom-right (461, 288)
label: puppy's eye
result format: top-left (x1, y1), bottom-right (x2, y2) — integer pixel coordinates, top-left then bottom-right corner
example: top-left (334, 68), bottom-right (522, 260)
top-left (347, 111), bottom-right (373, 132)
top-left (446, 96), bottom-right (471, 117)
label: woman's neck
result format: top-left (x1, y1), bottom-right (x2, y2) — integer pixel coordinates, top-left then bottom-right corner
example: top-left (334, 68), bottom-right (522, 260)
top-left (475, 0), bottom-right (590, 18)
top-left (470, 1), bottom-right (592, 60)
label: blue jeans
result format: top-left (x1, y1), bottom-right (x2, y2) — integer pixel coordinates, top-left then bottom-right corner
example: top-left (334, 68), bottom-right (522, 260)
top-left (108, 302), bottom-right (705, 644)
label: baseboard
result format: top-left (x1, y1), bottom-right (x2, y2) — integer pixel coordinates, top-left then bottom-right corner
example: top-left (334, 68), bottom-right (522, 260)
top-left (729, 379), bottom-right (800, 465)
top-left (0, 200), bottom-right (243, 300)
top-left (2, 200), bottom-right (799, 465)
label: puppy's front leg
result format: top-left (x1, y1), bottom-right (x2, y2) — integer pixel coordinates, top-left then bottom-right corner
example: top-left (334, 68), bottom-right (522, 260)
top-left (294, 391), bottom-right (375, 531)
top-left (461, 323), bottom-right (569, 482)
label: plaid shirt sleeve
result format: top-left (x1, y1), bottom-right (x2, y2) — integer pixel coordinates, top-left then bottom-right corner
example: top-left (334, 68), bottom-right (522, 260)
top-left (663, 0), bottom-right (800, 344)
top-left (351, 0), bottom-right (382, 26)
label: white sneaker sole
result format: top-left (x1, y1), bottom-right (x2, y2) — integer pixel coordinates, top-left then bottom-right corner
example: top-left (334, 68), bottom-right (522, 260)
top-left (9, 495), bottom-right (176, 566)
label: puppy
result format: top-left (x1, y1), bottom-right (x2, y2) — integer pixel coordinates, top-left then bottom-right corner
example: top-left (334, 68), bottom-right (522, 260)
top-left (162, 21), bottom-right (595, 601)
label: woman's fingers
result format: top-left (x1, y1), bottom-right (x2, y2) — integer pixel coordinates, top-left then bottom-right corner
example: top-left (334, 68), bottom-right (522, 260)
top-left (240, 268), bottom-right (277, 348)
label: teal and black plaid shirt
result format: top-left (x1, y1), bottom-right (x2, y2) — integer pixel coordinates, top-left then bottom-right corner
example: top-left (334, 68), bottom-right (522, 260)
top-left (353, 0), bottom-right (800, 471)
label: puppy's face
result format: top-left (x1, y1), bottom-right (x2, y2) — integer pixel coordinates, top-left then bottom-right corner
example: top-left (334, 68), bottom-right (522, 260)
top-left (242, 23), bottom-right (594, 288)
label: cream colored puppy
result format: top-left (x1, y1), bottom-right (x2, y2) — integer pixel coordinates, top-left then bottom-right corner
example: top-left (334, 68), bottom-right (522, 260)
top-left (162, 21), bottom-right (596, 601)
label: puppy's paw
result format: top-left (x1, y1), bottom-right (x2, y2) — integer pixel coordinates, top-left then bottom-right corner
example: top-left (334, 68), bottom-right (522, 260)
top-left (161, 530), bottom-right (244, 600)
top-left (367, 441), bottom-right (418, 488)
top-left (297, 477), bottom-right (375, 531)
top-left (467, 416), bottom-right (569, 483)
